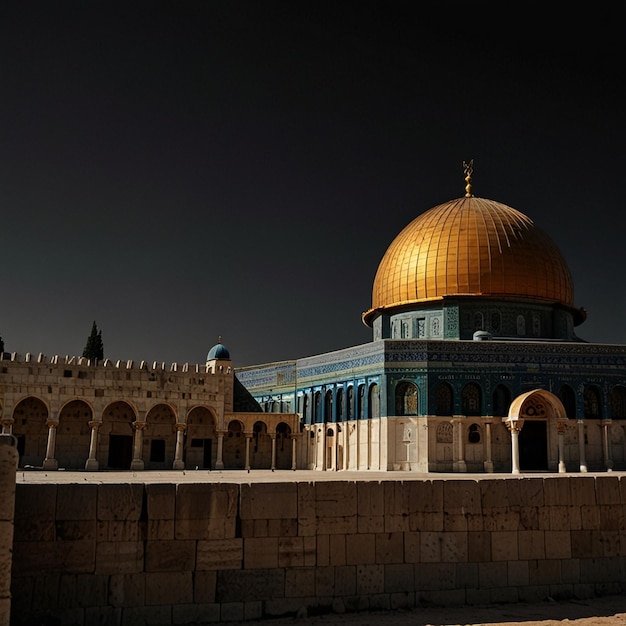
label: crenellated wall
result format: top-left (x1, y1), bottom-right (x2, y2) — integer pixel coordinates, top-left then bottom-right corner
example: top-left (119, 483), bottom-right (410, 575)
top-left (10, 475), bottom-right (626, 625)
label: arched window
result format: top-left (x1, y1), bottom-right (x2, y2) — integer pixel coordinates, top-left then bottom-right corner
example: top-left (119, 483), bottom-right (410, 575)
top-left (517, 315), bottom-right (526, 336)
top-left (468, 423), bottom-right (481, 444)
top-left (435, 382), bottom-right (453, 416)
top-left (474, 312), bottom-right (484, 331)
top-left (336, 388), bottom-right (344, 422)
top-left (368, 383), bottom-right (380, 419)
top-left (462, 382), bottom-right (482, 416)
top-left (358, 384), bottom-right (366, 419)
top-left (583, 385), bottom-right (602, 419)
top-left (610, 386), bottom-right (626, 419)
top-left (558, 384), bottom-right (576, 419)
top-left (324, 389), bottom-right (333, 423)
top-left (492, 384), bottom-right (511, 417)
top-left (347, 386), bottom-right (353, 420)
top-left (490, 312), bottom-right (501, 333)
top-left (314, 391), bottom-right (322, 423)
top-left (395, 381), bottom-right (418, 416)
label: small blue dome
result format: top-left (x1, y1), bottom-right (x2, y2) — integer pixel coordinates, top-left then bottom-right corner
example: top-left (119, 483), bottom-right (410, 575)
top-left (207, 342), bottom-right (230, 360)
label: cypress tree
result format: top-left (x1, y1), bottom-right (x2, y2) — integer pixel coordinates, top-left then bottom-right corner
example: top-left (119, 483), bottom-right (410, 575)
top-left (83, 321), bottom-right (104, 361)
top-left (0, 336), bottom-right (4, 354)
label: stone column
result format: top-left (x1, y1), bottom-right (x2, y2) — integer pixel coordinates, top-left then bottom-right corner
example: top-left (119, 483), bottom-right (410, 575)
top-left (173, 424), bottom-right (186, 470)
top-left (85, 421), bottom-right (101, 471)
top-left (244, 434), bottom-right (251, 470)
top-left (215, 431), bottom-right (225, 469)
top-left (130, 422), bottom-right (146, 471)
top-left (0, 435), bottom-right (19, 626)
top-left (291, 435), bottom-right (297, 470)
top-left (505, 419), bottom-right (523, 474)
top-left (602, 420), bottom-right (613, 471)
top-left (556, 420), bottom-right (567, 473)
top-left (577, 420), bottom-right (587, 472)
top-left (42, 420), bottom-right (59, 470)
top-left (270, 435), bottom-right (277, 470)
top-left (483, 420), bottom-right (494, 473)
top-left (451, 418), bottom-right (467, 473)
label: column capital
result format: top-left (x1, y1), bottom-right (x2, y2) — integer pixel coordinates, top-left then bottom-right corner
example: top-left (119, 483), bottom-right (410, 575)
top-left (46, 419), bottom-right (59, 429)
top-left (88, 420), bottom-right (102, 429)
top-left (132, 421), bottom-right (147, 431)
top-left (503, 418), bottom-right (524, 433)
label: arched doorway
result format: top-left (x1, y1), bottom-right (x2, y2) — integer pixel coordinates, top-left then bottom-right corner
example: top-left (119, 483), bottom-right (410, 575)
top-left (507, 390), bottom-right (568, 472)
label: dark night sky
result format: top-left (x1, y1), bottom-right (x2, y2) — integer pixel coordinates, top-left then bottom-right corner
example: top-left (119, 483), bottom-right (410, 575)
top-left (1, 2), bottom-right (623, 367)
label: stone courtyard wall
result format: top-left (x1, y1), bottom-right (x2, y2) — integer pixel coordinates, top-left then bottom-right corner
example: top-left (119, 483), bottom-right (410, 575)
top-left (10, 475), bottom-right (626, 625)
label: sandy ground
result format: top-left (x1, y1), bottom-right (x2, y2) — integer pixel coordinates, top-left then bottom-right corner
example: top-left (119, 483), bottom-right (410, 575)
top-left (233, 595), bottom-right (626, 625)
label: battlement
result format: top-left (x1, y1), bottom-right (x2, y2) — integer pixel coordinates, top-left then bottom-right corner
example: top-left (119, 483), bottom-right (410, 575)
top-left (0, 352), bottom-right (232, 374)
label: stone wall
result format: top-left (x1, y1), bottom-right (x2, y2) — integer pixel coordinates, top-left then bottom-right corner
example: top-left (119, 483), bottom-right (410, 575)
top-left (11, 475), bottom-right (626, 625)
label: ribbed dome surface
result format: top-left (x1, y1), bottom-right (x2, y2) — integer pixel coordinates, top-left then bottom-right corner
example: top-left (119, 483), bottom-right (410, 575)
top-left (365, 196), bottom-right (574, 321)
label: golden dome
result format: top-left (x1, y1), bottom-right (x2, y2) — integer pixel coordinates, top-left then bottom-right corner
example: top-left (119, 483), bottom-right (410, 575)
top-left (363, 196), bottom-right (575, 326)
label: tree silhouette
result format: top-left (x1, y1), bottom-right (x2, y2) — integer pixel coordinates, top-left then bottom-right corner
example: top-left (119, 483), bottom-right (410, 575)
top-left (82, 321), bottom-right (104, 361)
top-left (0, 336), bottom-right (4, 354)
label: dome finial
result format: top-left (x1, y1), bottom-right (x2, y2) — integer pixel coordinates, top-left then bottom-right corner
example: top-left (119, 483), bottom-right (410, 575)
top-left (463, 159), bottom-right (474, 197)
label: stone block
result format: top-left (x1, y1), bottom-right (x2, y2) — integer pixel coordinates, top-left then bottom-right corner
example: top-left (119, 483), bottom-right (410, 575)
top-left (390, 591), bottom-right (415, 610)
top-left (383, 482), bottom-right (410, 532)
top-left (581, 505), bottom-right (601, 530)
top-left (314, 566), bottom-right (334, 597)
top-left (284, 566), bottom-right (315, 597)
top-left (443, 480), bottom-right (481, 520)
top-left (122, 605), bottom-right (172, 624)
top-left (482, 507), bottom-right (520, 531)
top-left (355, 564), bottom-right (384, 595)
top-left (145, 571), bottom-right (193, 606)
top-left (146, 519), bottom-right (175, 541)
top-left (316, 534), bottom-right (329, 566)
top-left (219, 602), bottom-right (244, 622)
top-left (570, 477), bottom-right (597, 505)
top-left (519, 506), bottom-right (539, 530)
top-left (108, 573), bottom-right (146, 607)
top-left (545, 531), bottom-right (572, 559)
top-left (13, 539), bottom-right (95, 576)
top-left (543, 477), bottom-right (572, 505)
top-left (467, 530), bottom-right (491, 562)
top-left (97, 484), bottom-right (143, 521)
top-left (441, 531), bottom-right (468, 563)
top-left (518, 529), bottom-right (545, 560)
top-left (518, 584), bottom-right (550, 603)
top-left (478, 561), bottom-right (507, 588)
top-left (278, 536), bottom-right (305, 568)
top-left (599, 505), bottom-right (622, 530)
top-left (55, 519), bottom-right (96, 541)
top-left (528, 559), bottom-right (560, 585)
top-left (172, 602), bottom-right (220, 624)
top-left (335, 565), bottom-right (357, 596)
top-left (414, 563), bottom-right (455, 590)
top-left (95, 541), bottom-right (144, 575)
top-left (597, 531), bottom-right (621, 557)
top-left (14, 484), bottom-right (57, 541)
top-left (518, 478), bottom-right (544, 507)
top-left (384, 563), bottom-right (414, 593)
top-left (193, 571), bottom-right (217, 603)
top-left (240, 483), bottom-right (297, 519)
top-left (216, 568), bottom-right (285, 603)
top-left (571, 530), bottom-right (594, 559)
top-left (268, 518), bottom-right (298, 537)
top-left (243, 600), bottom-right (263, 621)
top-left (97, 520), bottom-right (140, 542)
top-left (357, 482), bottom-right (385, 532)
top-left (548, 505), bottom-right (572, 531)
top-left (145, 539), bottom-right (196, 572)
top-left (56, 484), bottom-right (97, 520)
top-left (595, 476), bottom-right (621, 504)
top-left (491, 530), bottom-right (519, 561)
top-left (489, 585), bottom-right (519, 604)
top-left (303, 535), bottom-right (317, 566)
top-left (420, 531), bottom-right (442, 563)
top-left (297, 482), bottom-right (316, 537)
top-left (196, 538), bottom-right (243, 570)
top-left (560, 557), bottom-right (581, 584)
top-left (244, 537), bottom-right (278, 569)
top-left (455, 562), bottom-right (479, 589)
top-left (58, 573), bottom-right (108, 608)
top-left (175, 483), bottom-right (238, 540)
top-left (404, 531), bottom-right (420, 563)
top-left (375, 532), bottom-right (404, 564)
top-left (419, 588), bottom-right (466, 606)
top-left (146, 483), bottom-right (176, 519)
top-left (346, 533), bottom-right (375, 565)
top-left (328, 534), bottom-right (346, 566)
